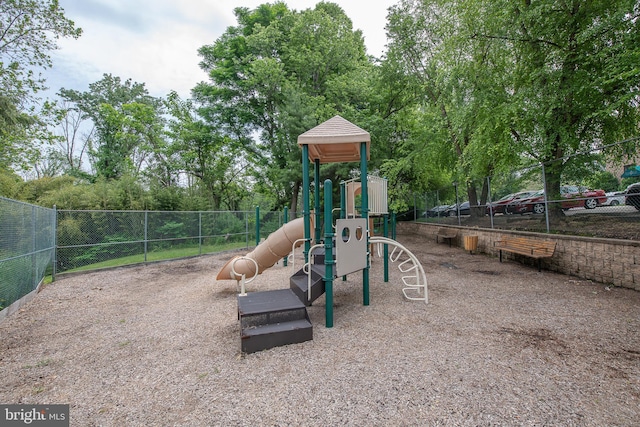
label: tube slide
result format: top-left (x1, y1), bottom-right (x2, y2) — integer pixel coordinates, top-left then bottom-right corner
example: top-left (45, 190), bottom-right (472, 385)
top-left (215, 216), bottom-right (312, 281)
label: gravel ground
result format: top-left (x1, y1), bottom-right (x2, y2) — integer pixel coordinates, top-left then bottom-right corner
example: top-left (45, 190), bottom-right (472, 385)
top-left (1, 233), bottom-right (639, 426)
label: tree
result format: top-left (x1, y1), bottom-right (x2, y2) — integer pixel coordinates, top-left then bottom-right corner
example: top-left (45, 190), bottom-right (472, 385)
top-left (485, 0), bottom-right (640, 214)
top-left (0, 0), bottom-right (81, 171)
top-left (60, 74), bottom-right (164, 180)
top-left (194, 2), bottom-right (374, 211)
top-left (165, 92), bottom-right (248, 210)
top-left (0, 0), bottom-right (81, 102)
top-left (384, 0), bottom-right (517, 215)
top-left (41, 99), bottom-right (94, 177)
top-left (383, 0), bottom-right (640, 216)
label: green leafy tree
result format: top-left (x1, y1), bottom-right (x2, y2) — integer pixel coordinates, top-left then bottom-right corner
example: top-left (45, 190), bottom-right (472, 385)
top-left (165, 92), bottom-right (248, 210)
top-left (492, 0), bottom-right (640, 214)
top-left (384, 0), bottom-right (640, 216)
top-left (384, 0), bottom-right (517, 214)
top-left (60, 74), bottom-right (164, 180)
top-left (0, 0), bottom-right (81, 170)
top-left (40, 99), bottom-right (94, 177)
top-left (194, 2), bottom-right (374, 211)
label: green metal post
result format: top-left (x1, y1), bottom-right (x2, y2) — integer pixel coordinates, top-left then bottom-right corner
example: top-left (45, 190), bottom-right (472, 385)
top-left (144, 211), bottom-right (148, 262)
top-left (340, 181), bottom-right (346, 219)
top-left (198, 212), bottom-right (202, 255)
top-left (283, 207), bottom-right (289, 266)
top-left (314, 158), bottom-right (321, 243)
top-left (31, 205), bottom-right (36, 289)
top-left (391, 212), bottom-right (397, 240)
top-left (255, 206), bottom-right (260, 246)
top-left (324, 179), bottom-right (334, 328)
top-left (383, 214), bottom-right (389, 283)
top-left (302, 145), bottom-right (311, 263)
top-left (360, 141), bottom-right (369, 306)
top-left (340, 182), bottom-right (347, 281)
top-left (52, 205), bottom-right (57, 282)
top-left (245, 211), bottom-right (249, 248)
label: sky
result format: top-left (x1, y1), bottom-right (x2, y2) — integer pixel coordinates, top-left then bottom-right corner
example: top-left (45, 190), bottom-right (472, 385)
top-left (46, 0), bottom-right (397, 100)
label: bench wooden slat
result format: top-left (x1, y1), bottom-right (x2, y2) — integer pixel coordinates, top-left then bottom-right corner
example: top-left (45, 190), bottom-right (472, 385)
top-left (436, 228), bottom-right (457, 247)
top-left (494, 236), bottom-right (556, 271)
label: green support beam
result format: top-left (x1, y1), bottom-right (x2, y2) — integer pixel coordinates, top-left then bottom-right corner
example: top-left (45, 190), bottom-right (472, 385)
top-left (302, 145), bottom-right (310, 263)
top-left (360, 141), bottom-right (369, 306)
top-left (324, 179), bottom-right (334, 328)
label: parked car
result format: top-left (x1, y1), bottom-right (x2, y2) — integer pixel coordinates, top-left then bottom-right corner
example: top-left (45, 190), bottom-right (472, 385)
top-left (425, 205), bottom-right (450, 217)
top-left (507, 190), bottom-right (545, 214)
top-left (445, 201), bottom-right (470, 217)
top-left (508, 186), bottom-right (606, 214)
top-left (560, 185), bottom-right (607, 209)
top-left (603, 191), bottom-right (625, 206)
top-left (395, 207), bottom-right (419, 221)
top-left (625, 182), bottom-right (640, 210)
top-left (487, 191), bottom-right (538, 215)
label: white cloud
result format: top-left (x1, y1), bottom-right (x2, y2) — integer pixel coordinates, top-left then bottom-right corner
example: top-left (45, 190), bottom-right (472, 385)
top-left (48, 0), bottom-right (396, 99)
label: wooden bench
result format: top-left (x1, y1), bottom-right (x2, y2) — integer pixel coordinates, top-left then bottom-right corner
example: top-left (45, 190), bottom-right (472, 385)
top-left (494, 236), bottom-right (556, 271)
top-left (436, 227), bottom-right (458, 247)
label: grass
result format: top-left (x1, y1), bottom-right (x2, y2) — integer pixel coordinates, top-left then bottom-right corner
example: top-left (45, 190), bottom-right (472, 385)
top-left (55, 241), bottom-right (250, 276)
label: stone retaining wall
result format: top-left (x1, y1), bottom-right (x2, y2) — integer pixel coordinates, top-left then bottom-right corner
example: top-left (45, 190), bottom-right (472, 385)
top-left (398, 222), bottom-right (640, 291)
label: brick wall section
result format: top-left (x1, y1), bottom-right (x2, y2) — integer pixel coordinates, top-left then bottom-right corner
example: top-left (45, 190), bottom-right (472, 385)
top-left (397, 222), bottom-right (640, 291)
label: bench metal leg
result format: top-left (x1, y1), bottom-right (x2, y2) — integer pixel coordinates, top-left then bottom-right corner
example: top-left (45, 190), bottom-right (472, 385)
top-left (499, 250), bottom-right (503, 263)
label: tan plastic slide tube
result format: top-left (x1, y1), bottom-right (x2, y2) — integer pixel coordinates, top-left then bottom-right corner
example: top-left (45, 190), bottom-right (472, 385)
top-left (215, 216), bottom-right (313, 281)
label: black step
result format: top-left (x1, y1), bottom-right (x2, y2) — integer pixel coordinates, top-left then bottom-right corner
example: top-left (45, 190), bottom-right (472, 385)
top-left (289, 265), bottom-right (326, 306)
top-left (238, 289), bottom-right (308, 327)
top-left (241, 318), bottom-right (312, 353)
top-left (311, 245), bottom-right (336, 265)
top-left (237, 289), bottom-right (313, 353)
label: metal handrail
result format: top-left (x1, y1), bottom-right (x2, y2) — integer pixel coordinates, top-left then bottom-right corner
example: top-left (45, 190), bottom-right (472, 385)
top-left (304, 244), bottom-right (325, 301)
top-left (231, 256), bottom-right (259, 296)
top-left (288, 238), bottom-right (309, 272)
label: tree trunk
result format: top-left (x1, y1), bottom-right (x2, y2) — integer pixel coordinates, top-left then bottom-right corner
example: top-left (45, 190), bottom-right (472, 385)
top-left (290, 180), bottom-right (301, 218)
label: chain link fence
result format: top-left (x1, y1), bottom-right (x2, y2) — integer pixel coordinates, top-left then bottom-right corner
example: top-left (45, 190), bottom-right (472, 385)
top-left (55, 209), bottom-right (289, 275)
top-left (0, 197), bottom-right (56, 311)
top-left (403, 152), bottom-right (640, 241)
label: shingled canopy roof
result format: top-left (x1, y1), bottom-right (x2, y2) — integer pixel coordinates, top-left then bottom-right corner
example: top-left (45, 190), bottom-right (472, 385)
top-left (297, 115), bottom-right (370, 164)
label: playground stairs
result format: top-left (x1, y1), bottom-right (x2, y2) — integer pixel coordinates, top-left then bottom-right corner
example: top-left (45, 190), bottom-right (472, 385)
top-left (237, 248), bottom-right (336, 353)
top-left (289, 264), bottom-right (326, 306)
top-left (237, 289), bottom-right (313, 354)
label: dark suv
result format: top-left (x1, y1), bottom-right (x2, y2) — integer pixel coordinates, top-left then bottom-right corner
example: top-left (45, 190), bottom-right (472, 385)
top-left (625, 183), bottom-right (640, 210)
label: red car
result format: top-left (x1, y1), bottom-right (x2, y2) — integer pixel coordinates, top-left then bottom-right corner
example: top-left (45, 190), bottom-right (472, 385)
top-left (487, 191), bottom-right (538, 215)
top-left (509, 186), bottom-right (607, 214)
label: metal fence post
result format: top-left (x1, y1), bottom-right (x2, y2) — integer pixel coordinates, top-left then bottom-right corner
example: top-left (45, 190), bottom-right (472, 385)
top-left (31, 205), bottom-right (36, 289)
top-left (255, 206), bottom-right (260, 246)
top-left (454, 182), bottom-right (461, 226)
top-left (52, 205), bottom-right (57, 282)
top-left (245, 211), bottom-right (249, 248)
top-left (487, 176), bottom-right (494, 229)
top-left (541, 162), bottom-right (550, 233)
top-left (425, 193), bottom-right (428, 218)
top-left (144, 211), bottom-right (148, 262)
top-left (198, 212), bottom-right (202, 255)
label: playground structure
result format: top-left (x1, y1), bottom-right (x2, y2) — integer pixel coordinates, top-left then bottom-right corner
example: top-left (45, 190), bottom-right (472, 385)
top-left (216, 115), bottom-right (427, 353)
